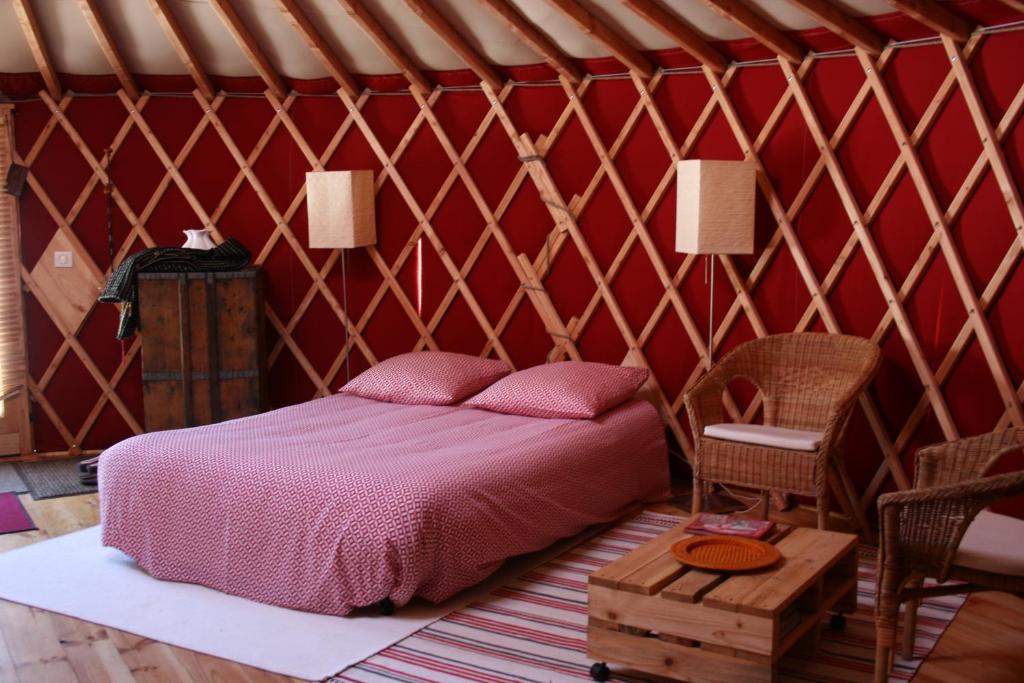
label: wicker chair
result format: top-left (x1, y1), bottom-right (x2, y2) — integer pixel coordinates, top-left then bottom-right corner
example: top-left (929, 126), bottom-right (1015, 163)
top-left (874, 429), bottom-right (1024, 683)
top-left (684, 332), bottom-right (881, 530)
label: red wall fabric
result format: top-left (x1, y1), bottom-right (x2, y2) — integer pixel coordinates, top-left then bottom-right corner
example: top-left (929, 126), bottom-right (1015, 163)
top-left (5, 22), bottom-right (1024, 502)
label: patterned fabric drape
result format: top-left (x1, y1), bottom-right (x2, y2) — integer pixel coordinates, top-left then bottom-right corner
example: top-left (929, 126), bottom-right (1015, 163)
top-left (98, 237), bottom-right (251, 339)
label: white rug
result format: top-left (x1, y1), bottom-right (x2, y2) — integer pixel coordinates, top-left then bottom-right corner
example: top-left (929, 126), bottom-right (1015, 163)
top-left (0, 526), bottom-right (577, 681)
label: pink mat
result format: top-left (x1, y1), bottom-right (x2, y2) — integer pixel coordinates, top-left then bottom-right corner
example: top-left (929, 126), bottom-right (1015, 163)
top-left (0, 492), bottom-right (35, 534)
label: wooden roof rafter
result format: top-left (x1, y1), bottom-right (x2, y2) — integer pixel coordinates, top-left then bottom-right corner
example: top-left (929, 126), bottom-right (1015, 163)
top-left (697, 0), bottom-right (804, 64)
top-left (782, 0), bottom-right (885, 54)
top-left (399, 0), bottom-right (503, 91)
top-left (540, 0), bottom-right (654, 79)
top-left (207, 0), bottom-right (288, 100)
top-left (621, 0), bottom-right (729, 74)
top-left (475, 0), bottom-right (583, 83)
top-left (333, 0), bottom-right (432, 94)
top-left (10, 0), bottom-right (61, 101)
top-left (273, 0), bottom-right (361, 98)
top-left (77, 0), bottom-right (140, 100)
top-left (147, 0), bottom-right (216, 100)
top-left (885, 0), bottom-right (973, 42)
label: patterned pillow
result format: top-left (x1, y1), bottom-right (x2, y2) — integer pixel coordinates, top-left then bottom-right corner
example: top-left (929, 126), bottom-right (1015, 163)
top-left (341, 352), bottom-right (511, 406)
top-left (463, 361), bottom-right (649, 419)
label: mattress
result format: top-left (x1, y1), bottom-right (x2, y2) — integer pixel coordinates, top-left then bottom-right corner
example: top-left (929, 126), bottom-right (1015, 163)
top-left (99, 394), bottom-right (670, 616)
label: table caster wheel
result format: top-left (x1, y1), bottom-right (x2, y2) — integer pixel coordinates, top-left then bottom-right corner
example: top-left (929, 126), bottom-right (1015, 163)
top-left (829, 613), bottom-right (846, 631)
top-left (378, 598), bottom-right (395, 616)
top-left (590, 662), bottom-right (611, 681)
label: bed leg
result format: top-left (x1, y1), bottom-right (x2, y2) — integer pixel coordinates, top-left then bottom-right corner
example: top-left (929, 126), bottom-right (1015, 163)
top-left (378, 598), bottom-right (395, 616)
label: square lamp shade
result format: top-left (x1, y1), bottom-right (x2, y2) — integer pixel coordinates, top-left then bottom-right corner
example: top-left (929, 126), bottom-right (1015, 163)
top-left (675, 159), bottom-right (755, 255)
top-left (305, 170), bottom-right (376, 249)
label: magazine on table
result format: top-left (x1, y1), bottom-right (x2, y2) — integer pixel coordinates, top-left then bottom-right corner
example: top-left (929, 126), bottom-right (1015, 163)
top-left (685, 513), bottom-right (774, 539)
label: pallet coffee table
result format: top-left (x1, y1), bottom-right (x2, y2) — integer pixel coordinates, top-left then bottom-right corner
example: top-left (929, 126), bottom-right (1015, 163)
top-left (587, 517), bottom-right (858, 683)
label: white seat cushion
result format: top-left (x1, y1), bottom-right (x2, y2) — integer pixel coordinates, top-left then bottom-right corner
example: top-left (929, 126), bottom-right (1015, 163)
top-left (703, 423), bottom-right (823, 452)
top-left (954, 509), bottom-right (1024, 577)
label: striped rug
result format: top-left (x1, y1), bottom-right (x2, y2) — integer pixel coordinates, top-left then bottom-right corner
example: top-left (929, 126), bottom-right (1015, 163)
top-left (334, 512), bottom-right (965, 683)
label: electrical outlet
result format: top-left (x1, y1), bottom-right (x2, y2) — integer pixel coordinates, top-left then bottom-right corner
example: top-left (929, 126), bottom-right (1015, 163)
top-left (54, 251), bottom-right (73, 268)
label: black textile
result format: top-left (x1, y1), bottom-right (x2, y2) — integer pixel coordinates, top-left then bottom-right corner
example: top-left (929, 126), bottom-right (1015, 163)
top-left (98, 238), bottom-right (251, 339)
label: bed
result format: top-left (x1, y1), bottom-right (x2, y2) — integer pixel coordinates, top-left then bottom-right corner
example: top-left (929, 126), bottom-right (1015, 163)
top-left (99, 393), bottom-right (670, 616)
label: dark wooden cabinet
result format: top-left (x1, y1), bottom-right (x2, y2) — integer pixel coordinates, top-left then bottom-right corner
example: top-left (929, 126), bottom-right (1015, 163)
top-left (138, 268), bottom-right (268, 431)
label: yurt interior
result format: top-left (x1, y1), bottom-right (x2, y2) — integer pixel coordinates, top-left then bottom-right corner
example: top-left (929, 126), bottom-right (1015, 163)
top-left (0, 1), bottom-right (1023, 682)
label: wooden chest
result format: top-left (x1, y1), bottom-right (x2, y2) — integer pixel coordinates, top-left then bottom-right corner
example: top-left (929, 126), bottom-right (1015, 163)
top-left (587, 519), bottom-right (858, 683)
top-left (138, 269), bottom-right (267, 431)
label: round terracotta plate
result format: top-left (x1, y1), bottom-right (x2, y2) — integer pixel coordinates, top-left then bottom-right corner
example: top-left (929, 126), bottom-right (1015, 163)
top-left (670, 535), bottom-right (781, 571)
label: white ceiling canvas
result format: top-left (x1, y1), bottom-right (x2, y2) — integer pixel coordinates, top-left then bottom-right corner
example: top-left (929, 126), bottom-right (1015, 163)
top-left (0, 0), bottom-right (932, 79)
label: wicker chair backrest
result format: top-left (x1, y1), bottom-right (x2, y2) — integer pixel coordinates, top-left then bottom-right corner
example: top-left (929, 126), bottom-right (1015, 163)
top-left (720, 333), bottom-right (880, 432)
top-left (915, 427), bottom-right (1024, 488)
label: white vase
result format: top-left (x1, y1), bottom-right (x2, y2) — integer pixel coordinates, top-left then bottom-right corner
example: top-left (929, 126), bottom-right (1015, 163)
top-left (182, 228), bottom-right (216, 250)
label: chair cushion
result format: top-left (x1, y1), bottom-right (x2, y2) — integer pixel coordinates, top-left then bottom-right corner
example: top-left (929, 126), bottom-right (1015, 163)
top-left (954, 510), bottom-right (1024, 577)
top-left (702, 423), bottom-right (823, 452)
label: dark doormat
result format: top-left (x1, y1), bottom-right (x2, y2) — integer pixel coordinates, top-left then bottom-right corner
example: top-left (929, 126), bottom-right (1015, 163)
top-left (0, 463), bottom-right (28, 494)
top-left (13, 458), bottom-right (98, 500)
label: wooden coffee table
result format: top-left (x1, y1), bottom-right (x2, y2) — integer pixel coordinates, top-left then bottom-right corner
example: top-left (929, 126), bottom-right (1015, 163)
top-left (586, 517), bottom-right (858, 683)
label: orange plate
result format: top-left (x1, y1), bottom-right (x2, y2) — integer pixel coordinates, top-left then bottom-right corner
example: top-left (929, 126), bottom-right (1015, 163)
top-left (671, 535), bottom-right (781, 572)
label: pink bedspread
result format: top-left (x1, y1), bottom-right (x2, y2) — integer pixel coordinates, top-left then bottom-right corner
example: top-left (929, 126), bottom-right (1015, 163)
top-left (100, 395), bottom-right (669, 616)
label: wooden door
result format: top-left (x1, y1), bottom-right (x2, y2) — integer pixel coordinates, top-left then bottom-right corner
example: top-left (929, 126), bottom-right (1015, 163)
top-left (0, 105), bottom-right (31, 456)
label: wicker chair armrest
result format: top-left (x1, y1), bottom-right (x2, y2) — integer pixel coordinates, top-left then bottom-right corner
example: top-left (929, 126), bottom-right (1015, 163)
top-left (818, 381), bottom-right (868, 451)
top-left (816, 351), bottom-right (879, 457)
top-left (877, 470), bottom-right (1024, 582)
top-left (683, 355), bottom-right (753, 438)
top-left (915, 427), bottom-right (1024, 488)
top-left (683, 371), bottom-right (726, 439)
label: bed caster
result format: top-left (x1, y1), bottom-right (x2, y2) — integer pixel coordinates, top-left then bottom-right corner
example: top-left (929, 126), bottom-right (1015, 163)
top-left (378, 598), bottom-right (395, 616)
top-left (829, 613), bottom-right (847, 631)
top-left (589, 662), bottom-right (611, 681)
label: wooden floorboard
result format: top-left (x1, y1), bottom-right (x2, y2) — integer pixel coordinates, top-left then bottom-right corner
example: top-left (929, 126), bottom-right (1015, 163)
top-left (0, 491), bottom-right (1021, 681)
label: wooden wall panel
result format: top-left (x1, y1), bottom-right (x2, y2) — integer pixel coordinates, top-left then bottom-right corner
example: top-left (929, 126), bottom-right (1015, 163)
top-left (7, 31), bottom-right (1024, 516)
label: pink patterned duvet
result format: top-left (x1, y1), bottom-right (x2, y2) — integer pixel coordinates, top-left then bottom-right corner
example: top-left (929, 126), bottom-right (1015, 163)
top-left (99, 394), bottom-right (669, 616)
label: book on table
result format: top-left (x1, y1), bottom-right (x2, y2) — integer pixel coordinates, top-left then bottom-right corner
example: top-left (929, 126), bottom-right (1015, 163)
top-left (685, 513), bottom-right (774, 539)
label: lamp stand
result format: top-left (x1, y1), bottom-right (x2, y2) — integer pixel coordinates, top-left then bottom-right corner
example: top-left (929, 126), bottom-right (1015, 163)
top-left (341, 248), bottom-right (351, 383)
top-left (707, 254), bottom-right (715, 370)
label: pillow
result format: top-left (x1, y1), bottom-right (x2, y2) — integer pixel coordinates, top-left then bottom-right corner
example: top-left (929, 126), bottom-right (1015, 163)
top-left (463, 361), bottom-right (649, 419)
top-left (341, 351), bottom-right (510, 406)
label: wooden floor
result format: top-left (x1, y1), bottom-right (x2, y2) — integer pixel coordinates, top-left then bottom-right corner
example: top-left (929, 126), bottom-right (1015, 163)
top-left (0, 493), bottom-right (1022, 682)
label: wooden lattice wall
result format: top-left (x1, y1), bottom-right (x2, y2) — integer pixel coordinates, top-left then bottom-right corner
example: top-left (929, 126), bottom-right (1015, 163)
top-left (8, 27), bottom-right (1024, 515)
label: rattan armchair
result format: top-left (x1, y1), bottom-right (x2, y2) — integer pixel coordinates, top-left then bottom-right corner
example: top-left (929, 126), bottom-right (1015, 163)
top-left (684, 332), bottom-right (881, 530)
top-left (874, 428), bottom-right (1024, 683)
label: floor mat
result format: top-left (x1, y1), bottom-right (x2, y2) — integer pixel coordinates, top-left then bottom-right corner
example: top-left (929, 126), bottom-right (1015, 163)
top-left (0, 492), bottom-right (35, 534)
top-left (0, 523), bottom-right (588, 680)
top-left (13, 458), bottom-right (96, 500)
top-left (335, 511), bottom-right (965, 683)
top-left (0, 463), bottom-right (27, 494)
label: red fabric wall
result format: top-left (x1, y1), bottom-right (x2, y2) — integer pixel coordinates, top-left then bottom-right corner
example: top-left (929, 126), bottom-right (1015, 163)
top-left (5, 9), bottom-right (1024, 498)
